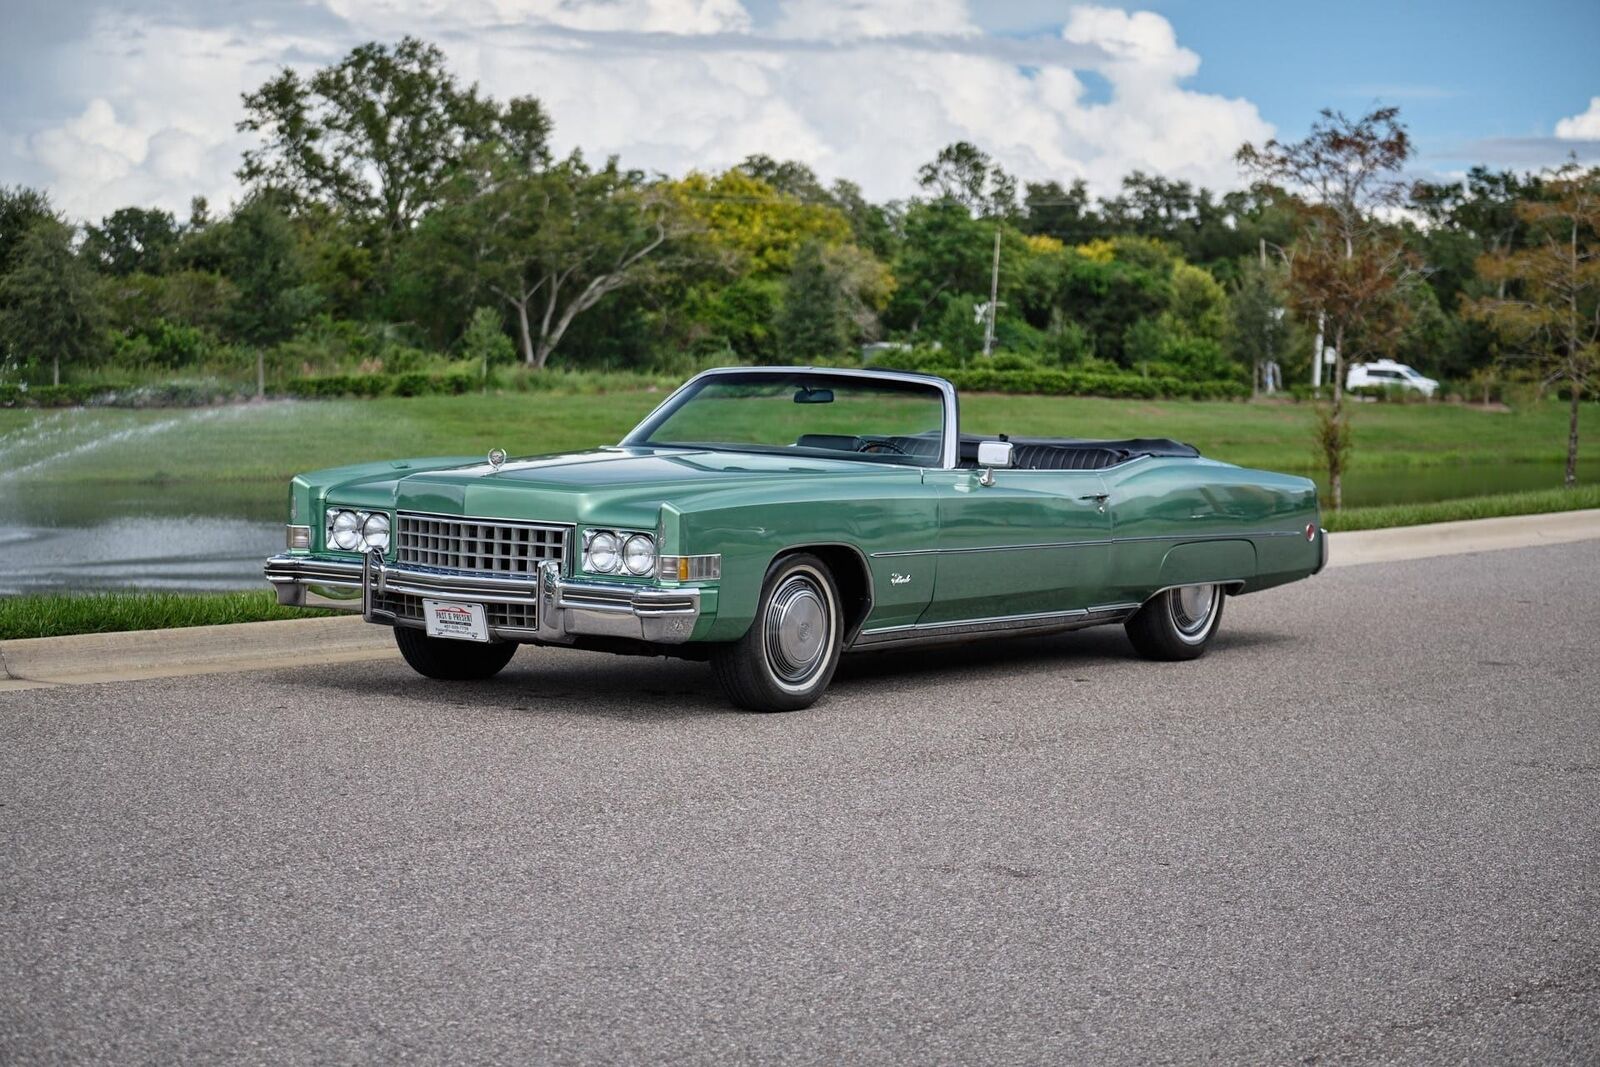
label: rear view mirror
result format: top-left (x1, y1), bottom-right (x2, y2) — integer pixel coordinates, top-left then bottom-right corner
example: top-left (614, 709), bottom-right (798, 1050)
top-left (793, 387), bottom-right (834, 404)
top-left (977, 440), bottom-right (1013, 468)
top-left (977, 440), bottom-right (1012, 486)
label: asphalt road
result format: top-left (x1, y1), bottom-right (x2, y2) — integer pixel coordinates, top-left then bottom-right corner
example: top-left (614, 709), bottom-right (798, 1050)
top-left (3, 542), bottom-right (1598, 1065)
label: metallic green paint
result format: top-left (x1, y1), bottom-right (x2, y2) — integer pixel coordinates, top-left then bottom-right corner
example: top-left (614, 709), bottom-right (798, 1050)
top-left (271, 375), bottom-right (1323, 650)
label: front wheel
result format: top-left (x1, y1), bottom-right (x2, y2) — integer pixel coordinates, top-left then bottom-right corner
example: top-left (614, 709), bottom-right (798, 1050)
top-left (712, 554), bottom-right (842, 712)
top-left (394, 626), bottom-right (518, 680)
top-left (1124, 584), bottom-right (1225, 661)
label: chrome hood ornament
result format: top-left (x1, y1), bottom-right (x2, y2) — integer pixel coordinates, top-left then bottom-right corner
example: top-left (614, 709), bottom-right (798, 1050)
top-left (487, 448), bottom-right (507, 471)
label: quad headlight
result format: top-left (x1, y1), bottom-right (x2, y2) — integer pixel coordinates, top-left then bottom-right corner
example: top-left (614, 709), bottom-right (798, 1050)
top-left (325, 507), bottom-right (391, 553)
top-left (583, 528), bottom-right (654, 577)
top-left (622, 534), bottom-right (655, 576)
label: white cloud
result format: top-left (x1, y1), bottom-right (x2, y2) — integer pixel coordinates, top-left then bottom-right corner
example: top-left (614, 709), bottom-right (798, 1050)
top-left (1554, 96), bottom-right (1600, 140)
top-left (775, 0), bottom-right (976, 37)
top-left (16, 13), bottom-right (337, 222)
top-left (7, 0), bottom-right (1275, 222)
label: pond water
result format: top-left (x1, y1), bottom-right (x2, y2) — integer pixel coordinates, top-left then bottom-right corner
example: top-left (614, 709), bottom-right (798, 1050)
top-left (0, 482), bottom-right (283, 596)
top-left (2, 457), bottom-right (1592, 596)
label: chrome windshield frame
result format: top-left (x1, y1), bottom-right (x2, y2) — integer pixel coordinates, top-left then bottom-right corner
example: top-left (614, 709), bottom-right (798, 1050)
top-left (619, 366), bottom-right (961, 471)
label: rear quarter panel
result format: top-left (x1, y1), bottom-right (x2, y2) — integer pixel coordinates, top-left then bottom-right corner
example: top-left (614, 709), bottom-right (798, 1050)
top-left (1102, 457), bottom-right (1321, 604)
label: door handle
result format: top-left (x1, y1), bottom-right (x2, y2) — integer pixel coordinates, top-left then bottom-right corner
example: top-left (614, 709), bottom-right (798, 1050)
top-left (1078, 492), bottom-right (1109, 512)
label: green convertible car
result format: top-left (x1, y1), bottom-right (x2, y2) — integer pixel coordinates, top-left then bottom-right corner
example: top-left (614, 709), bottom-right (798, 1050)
top-left (265, 367), bottom-right (1327, 711)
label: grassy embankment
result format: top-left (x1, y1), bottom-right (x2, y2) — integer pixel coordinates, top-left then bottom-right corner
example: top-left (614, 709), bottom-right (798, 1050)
top-left (1, 391), bottom-right (1593, 639)
top-left (0, 591), bottom-right (334, 641)
top-left (1324, 484), bottom-right (1600, 532)
top-left (0, 390), bottom-right (1588, 484)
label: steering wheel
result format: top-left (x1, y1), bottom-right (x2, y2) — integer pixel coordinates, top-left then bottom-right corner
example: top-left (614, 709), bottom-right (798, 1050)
top-left (856, 438), bottom-right (910, 456)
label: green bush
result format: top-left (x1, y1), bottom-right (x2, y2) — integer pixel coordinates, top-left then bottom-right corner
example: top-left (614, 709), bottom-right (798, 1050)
top-left (985, 352), bottom-right (1043, 371)
top-left (866, 345), bottom-right (1247, 399)
top-left (866, 344), bottom-right (961, 372)
top-left (281, 368), bottom-right (478, 399)
top-left (943, 367), bottom-right (1248, 400)
top-left (461, 306), bottom-right (516, 368)
top-left (0, 382), bottom-right (136, 407)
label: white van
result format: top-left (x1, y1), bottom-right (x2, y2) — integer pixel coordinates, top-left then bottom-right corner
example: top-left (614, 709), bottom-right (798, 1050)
top-left (1346, 359), bottom-right (1439, 397)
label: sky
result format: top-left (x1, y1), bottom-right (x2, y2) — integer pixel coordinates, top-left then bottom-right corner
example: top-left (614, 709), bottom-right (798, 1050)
top-left (1, 0), bottom-right (1596, 223)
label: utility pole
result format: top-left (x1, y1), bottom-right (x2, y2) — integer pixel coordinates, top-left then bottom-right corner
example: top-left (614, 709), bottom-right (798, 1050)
top-left (981, 227), bottom-right (1001, 357)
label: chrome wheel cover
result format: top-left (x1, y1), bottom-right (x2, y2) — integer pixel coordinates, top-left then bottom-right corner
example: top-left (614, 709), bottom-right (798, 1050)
top-left (1169, 583), bottom-right (1219, 642)
top-left (763, 572), bottom-right (832, 688)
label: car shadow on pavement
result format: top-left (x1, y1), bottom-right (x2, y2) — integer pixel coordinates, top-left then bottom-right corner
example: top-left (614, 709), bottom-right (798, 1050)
top-left (283, 624), bottom-right (1295, 719)
top-left (835, 626), bottom-right (1134, 686)
top-left (831, 624), bottom-right (1295, 691)
top-left (290, 651), bottom-right (736, 721)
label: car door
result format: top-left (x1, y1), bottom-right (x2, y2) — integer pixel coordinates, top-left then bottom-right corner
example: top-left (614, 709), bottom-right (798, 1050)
top-left (917, 467), bottom-right (1114, 625)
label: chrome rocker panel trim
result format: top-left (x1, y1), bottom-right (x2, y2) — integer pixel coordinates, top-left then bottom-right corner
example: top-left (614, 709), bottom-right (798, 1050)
top-left (263, 553), bottom-right (701, 644)
top-left (851, 602), bottom-right (1141, 651)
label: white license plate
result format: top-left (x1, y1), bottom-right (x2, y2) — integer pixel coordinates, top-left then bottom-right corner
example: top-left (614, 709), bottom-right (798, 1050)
top-left (422, 599), bottom-right (490, 642)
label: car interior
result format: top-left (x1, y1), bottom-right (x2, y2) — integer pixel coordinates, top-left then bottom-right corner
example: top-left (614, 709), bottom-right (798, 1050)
top-left (794, 432), bottom-right (1200, 470)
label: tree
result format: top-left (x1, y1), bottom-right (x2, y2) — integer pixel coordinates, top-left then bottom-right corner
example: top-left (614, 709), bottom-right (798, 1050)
top-left (1408, 167), bottom-right (1548, 379)
top-left (884, 199), bottom-right (999, 335)
top-left (84, 207), bottom-right (179, 275)
top-left (237, 37), bottom-right (537, 246)
top-left (737, 155), bottom-right (830, 203)
top-left (1468, 164), bottom-right (1600, 487)
top-left (917, 141), bottom-right (1018, 219)
top-left (460, 305), bottom-right (515, 378)
top-left (778, 241), bottom-right (850, 362)
top-left (430, 152), bottom-right (688, 368)
top-left (826, 178), bottom-right (899, 259)
top-left (0, 186), bottom-right (55, 277)
top-left (1238, 107), bottom-right (1416, 509)
top-left (0, 218), bottom-right (103, 386)
top-left (667, 168), bottom-right (852, 276)
top-left (1229, 258), bottom-right (1290, 395)
top-left (209, 196), bottom-right (319, 394)
top-left (1022, 179), bottom-right (1098, 244)
top-left (777, 240), bottom-right (892, 363)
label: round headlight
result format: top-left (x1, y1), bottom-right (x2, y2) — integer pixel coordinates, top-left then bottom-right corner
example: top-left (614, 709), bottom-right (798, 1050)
top-left (585, 531), bottom-right (621, 574)
top-left (622, 534), bottom-right (655, 576)
top-left (330, 510), bottom-right (363, 550)
top-left (361, 512), bottom-right (390, 552)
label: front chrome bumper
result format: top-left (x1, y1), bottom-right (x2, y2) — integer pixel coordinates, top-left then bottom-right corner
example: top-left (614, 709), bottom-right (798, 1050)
top-left (263, 553), bottom-right (702, 644)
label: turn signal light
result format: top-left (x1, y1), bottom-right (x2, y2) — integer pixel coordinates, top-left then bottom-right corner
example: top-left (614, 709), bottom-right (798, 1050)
top-left (659, 554), bottom-right (721, 582)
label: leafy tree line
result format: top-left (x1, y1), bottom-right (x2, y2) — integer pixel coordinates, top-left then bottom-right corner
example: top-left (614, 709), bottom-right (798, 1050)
top-left (0, 38), bottom-right (1594, 487)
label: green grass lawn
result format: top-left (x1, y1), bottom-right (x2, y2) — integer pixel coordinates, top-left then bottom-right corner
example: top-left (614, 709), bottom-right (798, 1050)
top-left (0, 591), bottom-right (334, 641)
top-left (2, 392), bottom-right (1594, 641)
top-left (0, 391), bottom-right (1588, 487)
top-left (1322, 484), bottom-right (1600, 532)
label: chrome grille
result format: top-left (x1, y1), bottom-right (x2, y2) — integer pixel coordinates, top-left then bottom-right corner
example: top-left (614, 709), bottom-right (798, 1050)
top-left (396, 513), bottom-right (568, 575)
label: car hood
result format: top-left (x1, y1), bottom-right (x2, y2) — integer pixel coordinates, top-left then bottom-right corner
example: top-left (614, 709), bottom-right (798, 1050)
top-left (383, 446), bottom-right (917, 529)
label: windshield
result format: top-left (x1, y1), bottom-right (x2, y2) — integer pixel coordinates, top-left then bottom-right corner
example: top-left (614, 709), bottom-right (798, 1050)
top-left (625, 371), bottom-right (948, 467)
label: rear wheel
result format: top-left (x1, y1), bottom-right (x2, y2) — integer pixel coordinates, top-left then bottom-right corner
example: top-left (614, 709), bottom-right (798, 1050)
top-left (393, 626), bottom-right (517, 680)
top-left (712, 554), bottom-right (842, 712)
top-left (1124, 583), bottom-right (1225, 661)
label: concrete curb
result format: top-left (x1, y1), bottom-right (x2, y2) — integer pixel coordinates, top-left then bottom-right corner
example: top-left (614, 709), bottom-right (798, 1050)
top-left (3, 508), bottom-right (1598, 691)
top-left (0, 615), bottom-right (394, 689)
top-left (1325, 508), bottom-right (1600, 568)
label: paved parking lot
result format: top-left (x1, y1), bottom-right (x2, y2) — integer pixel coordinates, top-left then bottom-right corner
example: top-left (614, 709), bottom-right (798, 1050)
top-left (3, 541), bottom-right (1598, 1063)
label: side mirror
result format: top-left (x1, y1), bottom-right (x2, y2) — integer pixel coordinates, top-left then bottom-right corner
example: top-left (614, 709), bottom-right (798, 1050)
top-left (976, 440), bottom-right (1012, 486)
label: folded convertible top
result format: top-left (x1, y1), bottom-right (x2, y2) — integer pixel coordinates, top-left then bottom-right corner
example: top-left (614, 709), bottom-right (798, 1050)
top-left (957, 434), bottom-right (1200, 470)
